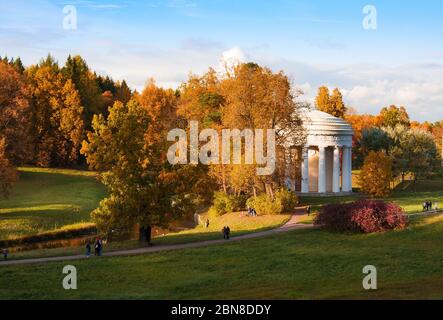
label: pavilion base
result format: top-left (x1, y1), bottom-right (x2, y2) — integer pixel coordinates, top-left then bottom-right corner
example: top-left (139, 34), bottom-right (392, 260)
top-left (296, 192), bottom-right (354, 197)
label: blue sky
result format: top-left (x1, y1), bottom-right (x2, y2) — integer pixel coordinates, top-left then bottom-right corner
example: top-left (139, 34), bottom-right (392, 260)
top-left (1, 0), bottom-right (442, 121)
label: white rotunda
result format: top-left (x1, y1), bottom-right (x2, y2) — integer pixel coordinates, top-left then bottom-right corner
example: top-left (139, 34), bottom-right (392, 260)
top-left (297, 110), bottom-right (354, 195)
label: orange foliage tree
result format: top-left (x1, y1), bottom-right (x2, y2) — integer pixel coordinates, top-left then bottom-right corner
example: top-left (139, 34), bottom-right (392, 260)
top-left (0, 61), bottom-right (32, 165)
top-left (359, 151), bottom-right (393, 197)
top-left (0, 138), bottom-right (17, 197)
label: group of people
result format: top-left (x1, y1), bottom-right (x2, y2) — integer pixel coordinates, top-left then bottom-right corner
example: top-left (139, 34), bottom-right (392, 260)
top-left (85, 238), bottom-right (104, 257)
top-left (222, 226), bottom-right (231, 240)
top-left (423, 200), bottom-right (439, 212)
top-left (247, 207), bottom-right (257, 217)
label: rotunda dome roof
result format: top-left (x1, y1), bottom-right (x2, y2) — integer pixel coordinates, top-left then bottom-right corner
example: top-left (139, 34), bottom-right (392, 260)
top-left (301, 109), bottom-right (354, 137)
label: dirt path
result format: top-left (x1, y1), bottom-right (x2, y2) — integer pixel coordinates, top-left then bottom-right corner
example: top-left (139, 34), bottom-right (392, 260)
top-left (0, 215), bottom-right (313, 267)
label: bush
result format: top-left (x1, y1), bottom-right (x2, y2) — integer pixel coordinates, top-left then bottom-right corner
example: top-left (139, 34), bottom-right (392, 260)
top-left (275, 188), bottom-right (298, 212)
top-left (247, 194), bottom-right (282, 215)
top-left (313, 203), bottom-right (354, 233)
top-left (210, 192), bottom-right (247, 217)
top-left (247, 189), bottom-right (298, 216)
top-left (314, 199), bottom-right (408, 233)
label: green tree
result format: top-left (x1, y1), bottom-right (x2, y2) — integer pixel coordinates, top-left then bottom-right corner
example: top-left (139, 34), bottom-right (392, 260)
top-left (355, 127), bottom-right (392, 167)
top-left (403, 129), bottom-right (439, 188)
top-left (386, 125), bottom-right (439, 186)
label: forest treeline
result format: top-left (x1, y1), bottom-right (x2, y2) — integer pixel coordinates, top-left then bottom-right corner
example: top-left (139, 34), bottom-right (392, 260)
top-left (1, 55), bottom-right (441, 241)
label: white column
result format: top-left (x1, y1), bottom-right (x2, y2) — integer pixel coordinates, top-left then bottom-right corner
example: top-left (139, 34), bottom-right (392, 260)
top-left (301, 147), bottom-right (309, 193)
top-left (318, 146), bottom-right (326, 193)
top-left (342, 147), bottom-right (351, 192)
top-left (333, 146), bottom-right (341, 193)
top-left (347, 147), bottom-right (353, 192)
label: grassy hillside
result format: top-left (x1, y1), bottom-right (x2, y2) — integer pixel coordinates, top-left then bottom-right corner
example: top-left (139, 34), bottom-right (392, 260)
top-left (1, 215), bottom-right (442, 300)
top-left (0, 167), bottom-right (106, 240)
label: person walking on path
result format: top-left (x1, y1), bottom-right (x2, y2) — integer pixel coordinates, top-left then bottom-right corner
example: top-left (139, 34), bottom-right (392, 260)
top-left (205, 218), bottom-right (210, 229)
top-left (98, 238), bottom-right (103, 256)
top-left (226, 226), bottom-right (231, 240)
top-left (94, 238), bottom-right (100, 256)
top-left (306, 205), bottom-right (311, 216)
top-left (2, 248), bottom-right (8, 260)
top-left (85, 240), bottom-right (91, 257)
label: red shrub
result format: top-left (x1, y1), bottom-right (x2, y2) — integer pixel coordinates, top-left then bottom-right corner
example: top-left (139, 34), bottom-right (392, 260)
top-left (314, 200), bottom-right (408, 233)
top-left (313, 203), bottom-right (354, 233)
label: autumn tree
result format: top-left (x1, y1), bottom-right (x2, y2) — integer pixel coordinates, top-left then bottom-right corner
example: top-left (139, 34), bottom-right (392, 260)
top-left (26, 56), bottom-right (84, 167)
top-left (96, 74), bottom-right (118, 115)
top-left (0, 56), bottom-right (25, 74)
top-left (82, 82), bottom-right (212, 244)
top-left (379, 105), bottom-right (410, 128)
top-left (62, 55), bottom-right (104, 128)
top-left (177, 69), bottom-right (226, 192)
top-left (315, 86), bottom-right (330, 113)
top-left (115, 80), bottom-right (132, 105)
top-left (0, 138), bottom-right (17, 198)
top-left (345, 113), bottom-right (382, 141)
top-left (315, 86), bottom-right (347, 118)
top-left (359, 151), bottom-right (393, 197)
top-left (178, 68), bottom-right (223, 127)
top-left (0, 61), bottom-right (32, 164)
top-left (220, 62), bottom-right (305, 198)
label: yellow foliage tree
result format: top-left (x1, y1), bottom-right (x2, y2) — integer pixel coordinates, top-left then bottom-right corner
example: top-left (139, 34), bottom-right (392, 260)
top-left (359, 151), bottom-right (393, 197)
top-left (315, 86), bottom-right (347, 118)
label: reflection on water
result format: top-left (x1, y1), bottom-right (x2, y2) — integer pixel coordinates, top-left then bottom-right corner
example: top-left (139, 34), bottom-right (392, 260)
top-left (10, 236), bottom-right (96, 253)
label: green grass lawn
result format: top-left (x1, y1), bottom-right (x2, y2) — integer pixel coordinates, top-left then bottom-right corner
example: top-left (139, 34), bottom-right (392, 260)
top-left (302, 190), bottom-right (443, 215)
top-left (1, 214), bottom-right (442, 300)
top-left (0, 167), bottom-right (106, 240)
top-left (301, 172), bottom-right (443, 214)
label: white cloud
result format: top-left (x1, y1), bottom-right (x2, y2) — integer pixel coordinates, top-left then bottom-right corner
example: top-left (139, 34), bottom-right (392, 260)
top-left (219, 46), bottom-right (248, 71)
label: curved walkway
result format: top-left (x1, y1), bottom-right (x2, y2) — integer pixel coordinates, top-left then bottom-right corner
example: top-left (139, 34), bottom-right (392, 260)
top-left (0, 215), bottom-right (313, 267)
